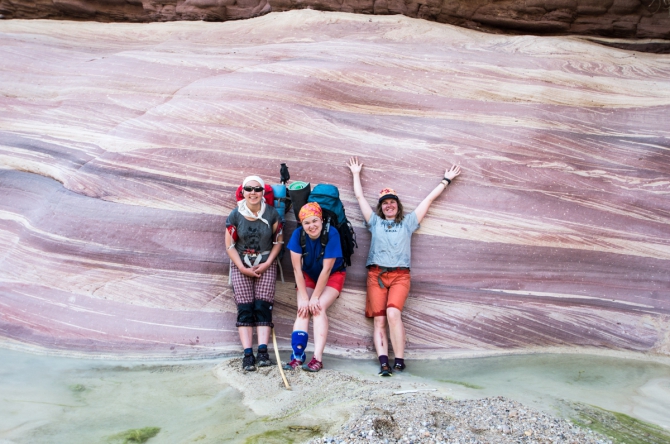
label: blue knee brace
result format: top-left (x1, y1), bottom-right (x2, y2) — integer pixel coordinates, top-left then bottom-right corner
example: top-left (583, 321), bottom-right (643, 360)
top-left (291, 330), bottom-right (308, 362)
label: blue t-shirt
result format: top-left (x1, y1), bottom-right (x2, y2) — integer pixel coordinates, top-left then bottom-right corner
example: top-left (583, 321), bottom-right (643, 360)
top-left (365, 211), bottom-right (419, 268)
top-left (287, 225), bottom-right (344, 282)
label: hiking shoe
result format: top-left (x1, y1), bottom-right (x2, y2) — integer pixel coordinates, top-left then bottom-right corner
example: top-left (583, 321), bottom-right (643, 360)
top-left (242, 353), bottom-right (256, 372)
top-left (302, 357), bottom-right (323, 372)
top-left (378, 363), bottom-right (393, 377)
top-left (256, 350), bottom-right (272, 367)
top-left (283, 358), bottom-right (303, 370)
top-left (393, 362), bottom-right (406, 372)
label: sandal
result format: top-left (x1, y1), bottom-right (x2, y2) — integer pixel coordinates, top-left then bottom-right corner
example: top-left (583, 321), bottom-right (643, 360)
top-left (283, 358), bottom-right (303, 370)
top-left (393, 362), bottom-right (406, 372)
top-left (378, 363), bottom-right (392, 377)
top-left (302, 356), bottom-right (323, 372)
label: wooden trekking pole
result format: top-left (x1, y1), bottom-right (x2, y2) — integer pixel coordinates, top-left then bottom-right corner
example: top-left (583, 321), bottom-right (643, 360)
top-left (272, 328), bottom-right (291, 390)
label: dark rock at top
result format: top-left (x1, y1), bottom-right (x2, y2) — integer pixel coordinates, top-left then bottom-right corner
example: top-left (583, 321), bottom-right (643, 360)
top-left (1, 0), bottom-right (669, 41)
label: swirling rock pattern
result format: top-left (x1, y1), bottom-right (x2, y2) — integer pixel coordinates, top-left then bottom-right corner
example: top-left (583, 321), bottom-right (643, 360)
top-left (1, 0), bottom-right (670, 41)
top-left (1, 11), bottom-right (669, 358)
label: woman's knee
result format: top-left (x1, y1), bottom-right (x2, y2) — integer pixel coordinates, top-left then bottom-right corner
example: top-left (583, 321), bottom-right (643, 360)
top-left (253, 299), bottom-right (273, 327)
top-left (386, 307), bottom-right (402, 325)
top-left (373, 316), bottom-right (387, 330)
top-left (236, 303), bottom-right (255, 327)
top-left (313, 309), bottom-right (329, 324)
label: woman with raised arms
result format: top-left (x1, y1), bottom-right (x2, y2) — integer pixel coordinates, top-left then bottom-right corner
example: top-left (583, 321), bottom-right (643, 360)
top-left (346, 157), bottom-right (461, 376)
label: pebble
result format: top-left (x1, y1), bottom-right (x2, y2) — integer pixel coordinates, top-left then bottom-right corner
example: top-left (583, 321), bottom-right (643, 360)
top-left (308, 395), bottom-right (613, 444)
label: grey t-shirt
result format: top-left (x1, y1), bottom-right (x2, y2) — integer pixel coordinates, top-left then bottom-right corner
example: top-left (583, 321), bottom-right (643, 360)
top-left (226, 206), bottom-right (279, 265)
top-left (365, 211), bottom-right (420, 268)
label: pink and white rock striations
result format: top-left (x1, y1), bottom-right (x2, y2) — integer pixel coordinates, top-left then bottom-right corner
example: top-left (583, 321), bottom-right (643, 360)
top-left (1, 11), bottom-right (669, 358)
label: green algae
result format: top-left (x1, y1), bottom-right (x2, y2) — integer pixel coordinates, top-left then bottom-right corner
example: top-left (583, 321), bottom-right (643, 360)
top-left (439, 380), bottom-right (484, 389)
top-left (68, 384), bottom-right (86, 393)
top-left (571, 404), bottom-right (670, 444)
top-left (244, 425), bottom-right (321, 444)
top-left (109, 427), bottom-right (161, 443)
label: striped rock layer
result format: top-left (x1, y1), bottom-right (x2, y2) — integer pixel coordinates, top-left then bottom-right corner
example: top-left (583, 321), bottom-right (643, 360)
top-left (0, 11), bottom-right (669, 358)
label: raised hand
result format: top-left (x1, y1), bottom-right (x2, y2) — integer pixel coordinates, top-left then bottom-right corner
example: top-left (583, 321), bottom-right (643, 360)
top-left (347, 156), bottom-right (363, 174)
top-left (444, 164), bottom-right (461, 181)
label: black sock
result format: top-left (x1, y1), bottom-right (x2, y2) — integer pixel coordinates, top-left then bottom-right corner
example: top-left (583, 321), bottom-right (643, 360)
top-left (394, 358), bottom-right (405, 368)
top-left (379, 355), bottom-right (389, 366)
top-left (258, 344), bottom-right (267, 353)
top-left (244, 348), bottom-right (253, 356)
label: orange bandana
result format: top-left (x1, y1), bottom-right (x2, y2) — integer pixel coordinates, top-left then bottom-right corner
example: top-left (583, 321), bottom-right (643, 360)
top-left (299, 202), bottom-right (322, 222)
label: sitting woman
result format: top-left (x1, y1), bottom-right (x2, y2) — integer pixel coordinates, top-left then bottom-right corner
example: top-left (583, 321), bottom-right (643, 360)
top-left (284, 202), bottom-right (346, 372)
top-left (347, 157), bottom-right (461, 376)
top-left (225, 175), bottom-right (282, 372)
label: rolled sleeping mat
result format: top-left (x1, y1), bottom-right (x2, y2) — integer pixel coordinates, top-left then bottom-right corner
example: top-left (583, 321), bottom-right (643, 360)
top-left (271, 184), bottom-right (287, 219)
top-left (288, 181), bottom-right (311, 221)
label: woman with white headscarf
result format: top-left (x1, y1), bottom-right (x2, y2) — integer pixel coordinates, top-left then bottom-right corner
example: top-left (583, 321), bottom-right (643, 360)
top-left (225, 175), bottom-right (283, 372)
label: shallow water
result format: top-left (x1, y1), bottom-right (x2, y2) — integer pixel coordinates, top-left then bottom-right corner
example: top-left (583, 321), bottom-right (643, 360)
top-left (0, 348), bottom-right (256, 443)
top-left (2, 348), bottom-right (669, 443)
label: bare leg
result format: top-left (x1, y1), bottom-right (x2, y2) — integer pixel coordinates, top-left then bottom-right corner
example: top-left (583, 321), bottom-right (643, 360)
top-left (373, 316), bottom-right (389, 358)
top-left (386, 307), bottom-right (405, 359)
top-left (256, 326), bottom-right (271, 347)
top-left (292, 286), bottom-right (314, 332)
top-left (311, 286), bottom-right (340, 361)
top-left (238, 326), bottom-right (253, 349)
top-left (293, 316), bottom-right (310, 332)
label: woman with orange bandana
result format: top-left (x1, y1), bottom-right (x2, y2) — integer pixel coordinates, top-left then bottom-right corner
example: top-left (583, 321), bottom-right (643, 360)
top-left (347, 157), bottom-right (461, 376)
top-left (284, 202), bottom-right (346, 372)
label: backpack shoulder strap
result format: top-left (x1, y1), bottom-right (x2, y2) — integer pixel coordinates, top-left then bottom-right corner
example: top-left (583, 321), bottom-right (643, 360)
top-left (300, 225), bottom-right (329, 262)
top-left (318, 219), bottom-right (330, 261)
top-left (300, 228), bottom-right (307, 258)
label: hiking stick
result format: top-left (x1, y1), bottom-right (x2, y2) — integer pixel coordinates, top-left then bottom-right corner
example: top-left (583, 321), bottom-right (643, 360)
top-left (272, 328), bottom-right (291, 390)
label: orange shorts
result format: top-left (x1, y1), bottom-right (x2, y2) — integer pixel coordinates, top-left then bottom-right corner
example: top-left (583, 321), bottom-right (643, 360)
top-left (365, 266), bottom-right (411, 318)
top-left (303, 270), bottom-right (346, 294)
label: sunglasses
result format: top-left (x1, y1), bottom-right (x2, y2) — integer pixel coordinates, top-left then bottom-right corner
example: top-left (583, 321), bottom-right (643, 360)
top-left (243, 186), bottom-right (264, 193)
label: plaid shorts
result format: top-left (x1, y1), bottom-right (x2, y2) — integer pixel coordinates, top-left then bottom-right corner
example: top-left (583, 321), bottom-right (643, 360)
top-left (230, 261), bottom-right (277, 305)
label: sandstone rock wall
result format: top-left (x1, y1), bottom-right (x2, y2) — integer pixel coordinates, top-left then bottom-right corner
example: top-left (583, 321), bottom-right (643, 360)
top-left (1, 12), bottom-right (669, 357)
top-left (1, 0), bottom-right (669, 39)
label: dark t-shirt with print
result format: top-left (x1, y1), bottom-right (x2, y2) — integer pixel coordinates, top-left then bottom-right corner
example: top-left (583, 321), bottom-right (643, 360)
top-left (226, 205), bottom-right (279, 265)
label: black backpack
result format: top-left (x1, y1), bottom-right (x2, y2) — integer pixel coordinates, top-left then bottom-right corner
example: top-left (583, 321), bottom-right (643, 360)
top-left (299, 184), bottom-right (357, 268)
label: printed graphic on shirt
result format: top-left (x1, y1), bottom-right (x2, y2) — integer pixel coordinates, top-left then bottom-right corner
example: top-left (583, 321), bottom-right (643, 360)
top-left (225, 207), bottom-right (279, 264)
top-left (365, 212), bottom-right (419, 268)
top-left (241, 226), bottom-right (261, 255)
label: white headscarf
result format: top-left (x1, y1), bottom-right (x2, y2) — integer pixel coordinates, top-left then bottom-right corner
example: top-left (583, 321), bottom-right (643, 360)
top-left (243, 175), bottom-right (265, 189)
top-left (237, 175), bottom-right (269, 226)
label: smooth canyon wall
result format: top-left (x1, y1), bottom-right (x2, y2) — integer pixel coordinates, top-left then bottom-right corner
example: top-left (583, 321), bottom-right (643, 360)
top-left (1, 11), bottom-right (669, 357)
